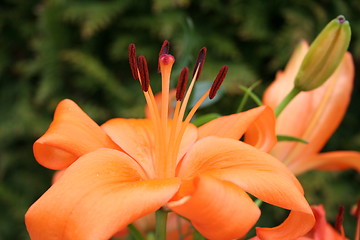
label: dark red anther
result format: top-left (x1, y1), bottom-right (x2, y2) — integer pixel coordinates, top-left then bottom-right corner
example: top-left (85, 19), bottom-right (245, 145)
top-left (128, 44), bottom-right (138, 80)
top-left (176, 67), bottom-right (189, 101)
top-left (209, 65), bottom-right (228, 99)
top-left (335, 206), bottom-right (345, 234)
top-left (192, 47), bottom-right (207, 81)
top-left (138, 56), bottom-right (150, 92)
top-left (158, 40), bottom-right (170, 72)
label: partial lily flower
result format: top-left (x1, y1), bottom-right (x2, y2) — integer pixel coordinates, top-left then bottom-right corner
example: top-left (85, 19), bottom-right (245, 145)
top-left (26, 41), bottom-right (314, 240)
top-left (263, 41), bottom-right (360, 175)
top-left (250, 205), bottom-right (348, 240)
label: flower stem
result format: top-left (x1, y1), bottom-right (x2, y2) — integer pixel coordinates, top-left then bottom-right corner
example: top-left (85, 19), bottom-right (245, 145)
top-left (274, 87), bottom-right (301, 117)
top-left (128, 224), bottom-right (146, 240)
top-left (155, 209), bottom-right (168, 240)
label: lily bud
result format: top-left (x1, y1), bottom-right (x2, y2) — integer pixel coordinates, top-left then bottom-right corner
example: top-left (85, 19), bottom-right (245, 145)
top-left (294, 15), bottom-right (351, 91)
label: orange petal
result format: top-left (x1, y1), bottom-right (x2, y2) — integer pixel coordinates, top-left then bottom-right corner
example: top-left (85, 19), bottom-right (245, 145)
top-left (33, 99), bottom-right (120, 170)
top-left (177, 137), bottom-right (302, 193)
top-left (52, 170), bottom-right (65, 184)
top-left (26, 149), bottom-right (180, 240)
top-left (290, 151), bottom-right (360, 175)
top-left (256, 210), bottom-right (315, 240)
top-left (168, 174), bottom-right (260, 240)
top-left (177, 137), bottom-right (314, 239)
top-left (265, 52), bottom-right (354, 168)
top-left (198, 106), bottom-right (277, 152)
top-left (102, 119), bottom-right (197, 177)
top-left (101, 119), bottom-right (156, 177)
top-left (263, 41), bottom-right (309, 108)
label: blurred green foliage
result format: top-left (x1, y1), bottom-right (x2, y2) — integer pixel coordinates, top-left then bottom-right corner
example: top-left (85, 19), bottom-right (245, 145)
top-left (0, 0), bottom-right (359, 239)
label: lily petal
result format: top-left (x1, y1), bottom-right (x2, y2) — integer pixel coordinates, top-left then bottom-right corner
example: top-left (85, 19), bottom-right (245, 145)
top-left (177, 137), bottom-right (302, 192)
top-left (102, 119), bottom-right (197, 177)
top-left (177, 137), bottom-right (314, 239)
top-left (290, 151), bottom-right (360, 175)
top-left (101, 119), bottom-right (156, 177)
top-left (263, 41), bottom-right (309, 108)
top-left (198, 106), bottom-right (277, 152)
top-left (256, 210), bottom-right (315, 240)
top-left (25, 148), bottom-right (180, 240)
top-left (168, 174), bottom-right (260, 240)
top-left (33, 99), bottom-right (120, 170)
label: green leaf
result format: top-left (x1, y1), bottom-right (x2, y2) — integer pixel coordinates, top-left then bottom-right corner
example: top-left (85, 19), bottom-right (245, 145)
top-left (237, 81), bottom-right (261, 112)
top-left (277, 135), bottom-right (309, 144)
top-left (192, 113), bottom-right (221, 127)
top-left (237, 85), bottom-right (263, 111)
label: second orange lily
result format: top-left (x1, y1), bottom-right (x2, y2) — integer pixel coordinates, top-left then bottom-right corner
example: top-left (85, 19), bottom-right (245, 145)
top-left (263, 41), bottom-right (360, 175)
top-left (26, 41), bottom-right (314, 240)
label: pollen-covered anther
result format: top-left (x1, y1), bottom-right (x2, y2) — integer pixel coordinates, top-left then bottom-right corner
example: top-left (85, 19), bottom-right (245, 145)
top-left (137, 56), bottom-right (150, 92)
top-left (176, 67), bottom-right (189, 101)
top-left (209, 65), bottom-right (228, 99)
top-left (192, 47), bottom-right (207, 81)
top-left (159, 54), bottom-right (175, 66)
top-left (128, 43), bottom-right (138, 80)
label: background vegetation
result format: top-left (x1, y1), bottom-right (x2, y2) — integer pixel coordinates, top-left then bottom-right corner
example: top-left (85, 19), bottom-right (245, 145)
top-left (0, 0), bottom-right (359, 239)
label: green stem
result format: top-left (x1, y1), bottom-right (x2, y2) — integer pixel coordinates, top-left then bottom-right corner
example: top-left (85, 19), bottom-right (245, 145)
top-left (155, 209), bottom-right (168, 240)
top-left (274, 87), bottom-right (301, 117)
top-left (128, 224), bottom-right (146, 240)
top-left (254, 199), bottom-right (263, 207)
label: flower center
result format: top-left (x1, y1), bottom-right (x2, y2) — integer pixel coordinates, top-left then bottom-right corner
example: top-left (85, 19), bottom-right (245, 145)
top-left (128, 41), bottom-right (228, 178)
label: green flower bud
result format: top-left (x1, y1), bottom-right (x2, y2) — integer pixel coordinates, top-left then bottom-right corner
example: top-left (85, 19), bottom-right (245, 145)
top-left (294, 15), bottom-right (351, 91)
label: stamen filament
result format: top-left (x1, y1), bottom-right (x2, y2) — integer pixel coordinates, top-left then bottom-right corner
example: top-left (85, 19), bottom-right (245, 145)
top-left (168, 101), bottom-right (181, 176)
top-left (177, 68), bottom-right (199, 125)
top-left (136, 68), bottom-right (162, 178)
top-left (171, 89), bottom-right (210, 167)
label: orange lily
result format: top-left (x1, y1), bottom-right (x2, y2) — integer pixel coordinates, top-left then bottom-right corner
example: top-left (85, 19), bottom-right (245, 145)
top-left (263, 41), bottom-right (360, 175)
top-left (26, 42), bottom-right (314, 240)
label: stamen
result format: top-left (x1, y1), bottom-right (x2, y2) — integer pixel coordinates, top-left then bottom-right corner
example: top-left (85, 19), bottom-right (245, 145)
top-left (138, 56), bottom-right (150, 92)
top-left (128, 44), bottom-right (138, 80)
top-left (160, 40), bottom-right (170, 55)
top-left (209, 65), bottom-right (228, 99)
top-left (335, 205), bottom-right (345, 236)
top-left (176, 67), bottom-right (189, 101)
top-left (192, 47), bottom-right (207, 80)
top-left (158, 40), bottom-right (170, 72)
